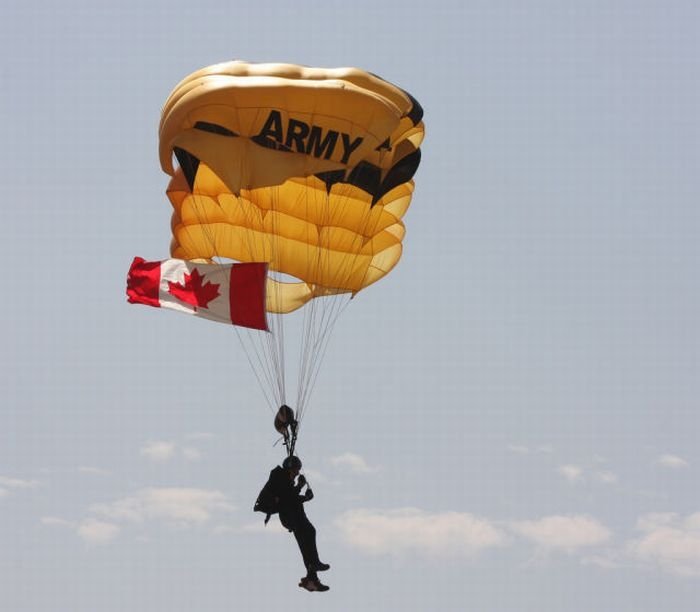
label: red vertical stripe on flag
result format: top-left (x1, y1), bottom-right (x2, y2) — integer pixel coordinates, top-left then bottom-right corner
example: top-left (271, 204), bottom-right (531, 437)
top-left (229, 263), bottom-right (268, 331)
top-left (126, 257), bottom-right (161, 307)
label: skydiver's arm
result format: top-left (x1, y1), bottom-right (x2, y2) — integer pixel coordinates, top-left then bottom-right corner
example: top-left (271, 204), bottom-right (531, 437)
top-left (293, 474), bottom-right (307, 494)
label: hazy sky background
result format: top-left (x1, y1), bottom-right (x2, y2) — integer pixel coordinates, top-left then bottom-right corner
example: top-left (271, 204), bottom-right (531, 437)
top-left (2, 1), bottom-right (699, 610)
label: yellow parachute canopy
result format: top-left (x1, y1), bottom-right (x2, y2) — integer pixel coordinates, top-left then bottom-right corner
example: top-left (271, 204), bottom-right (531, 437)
top-left (159, 61), bottom-right (424, 313)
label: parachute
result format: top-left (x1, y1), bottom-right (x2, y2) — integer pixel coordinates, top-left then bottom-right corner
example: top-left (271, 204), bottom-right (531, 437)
top-left (143, 61), bottom-right (424, 445)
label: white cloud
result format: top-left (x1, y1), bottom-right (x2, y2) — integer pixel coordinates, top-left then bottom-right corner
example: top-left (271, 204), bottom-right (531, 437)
top-left (42, 515), bottom-right (120, 546)
top-left (635, 513), bottom-right (676, 532)
top-left (508, 445), bottom-right (530, 454)
top-left (685, 514), bottom-right (700, 530)
top-left (141, 441), bottom-right (176, 463)
top-left (628, 512), bottom-right (700, 576)
top-left (0, 476), bottom-right (39, 489)
top-left (656, 454), bottom-right (689, 469)
top-left (330, 452), bottom-right (377, 474)
top-left (90, 488), bottom-right (234, 528)
top-left (302, 468), bottom-right (327, 484)
top-left (182, 447), bottom-right (201, 462)
top-left (581, 552), bottom-right (623, 570)
top-left (78, 519), bottom-right (120, 545)
top-left (41, 516), bottom-right (75, 528)
top-left (595, 471), bottom-right (618, 485)
top-left (510, 515), bottom-right (611, 552)
top-left (335, 508), bottom-right (508, 558)
top-left (44, 489), bottom-right (233, 545)
top-left (0, 488), bottom-right (7, 498)
top-left (558, 464), bottom-right (583, 484)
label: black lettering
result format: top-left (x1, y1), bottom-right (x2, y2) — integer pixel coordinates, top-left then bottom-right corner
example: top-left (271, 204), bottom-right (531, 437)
top-left (285, 118), bottom-right (310, 153)
top-left (252, 110), bottom-right (365, 164)
top-left (340, 133), bottom-right (364, 164)
top-left (306, 126), bottom-right (338, 160)
top-left (257, 110), bottom-right (284, 144)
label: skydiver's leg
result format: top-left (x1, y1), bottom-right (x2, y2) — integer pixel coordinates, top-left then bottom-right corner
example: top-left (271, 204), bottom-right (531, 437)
top-left (295, 519), bottom-right (330, 591)
top-left (293, 519), bottom-right (319, 574)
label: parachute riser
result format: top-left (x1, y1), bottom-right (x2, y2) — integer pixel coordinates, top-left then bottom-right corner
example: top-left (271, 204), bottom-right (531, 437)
top-left (274, 404), bottom-right (299, 458)
top-left (284, 425), bottom-right (298, 458)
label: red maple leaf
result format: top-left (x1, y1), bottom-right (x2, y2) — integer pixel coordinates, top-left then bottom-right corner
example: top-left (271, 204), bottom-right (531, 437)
top-left (167, 268), bottom-right (221, 310)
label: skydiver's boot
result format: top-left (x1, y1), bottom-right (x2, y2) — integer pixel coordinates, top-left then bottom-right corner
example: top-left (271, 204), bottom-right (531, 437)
top-left (309, 561), bottom-right (330, 572)
top-left (299, 575), bottom-right (329, 592)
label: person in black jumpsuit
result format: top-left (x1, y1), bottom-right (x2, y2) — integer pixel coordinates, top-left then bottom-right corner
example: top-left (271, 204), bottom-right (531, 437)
top-left (268, 455), bottom-right (330, 591)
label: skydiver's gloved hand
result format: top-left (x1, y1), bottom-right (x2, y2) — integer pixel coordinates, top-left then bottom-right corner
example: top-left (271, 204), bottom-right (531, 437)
top-left (297, 474), bottom-right (307, 487)
top-left (304, 488), bottom-right (314, 501)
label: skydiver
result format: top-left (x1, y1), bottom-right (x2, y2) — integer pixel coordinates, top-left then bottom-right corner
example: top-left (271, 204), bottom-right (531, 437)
top-left (267, 455), bottom-right (330, 592)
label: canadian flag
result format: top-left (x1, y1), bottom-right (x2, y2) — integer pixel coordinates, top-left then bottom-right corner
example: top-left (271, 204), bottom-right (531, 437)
top-left (127, 257), bottom-right (268, 331)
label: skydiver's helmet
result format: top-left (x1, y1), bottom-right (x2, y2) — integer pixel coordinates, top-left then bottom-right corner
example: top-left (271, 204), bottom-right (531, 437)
top-left (282, 455), bottom-right (302, 471)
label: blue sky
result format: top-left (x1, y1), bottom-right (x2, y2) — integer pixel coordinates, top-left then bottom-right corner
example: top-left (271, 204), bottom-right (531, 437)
top-left (1, 1), bottom-right (699, 610)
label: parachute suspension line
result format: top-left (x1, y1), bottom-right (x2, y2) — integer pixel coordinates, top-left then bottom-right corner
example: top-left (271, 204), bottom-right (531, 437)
top-left (233, 324), bottom-right (278, 409)
top-left (295, 146), bottom-right (389, 423)
top-left (186, 183), bottom-right (280, 413)
top-left (293, 92), bottom-right (344, 424)
top-left (187, 104), bottom-right (276, 413)
top-left (294, 176), bottom-right (363, 422)
top-left (234, 132), bottom-right (285, 409)
top-left (301, 144), bottom-right (403, 414)
top-left (294, 210), bottom-right (321, 418)
top-left (267, 314), bottom-right (285, 404)
top-left (240, 183), bottom-right (284, 409)
top-left (296, 296), bottom-right (351, 423)
top-left (296, 283), bottom-right (347, 419)
top-left (177, 135), bottom-right (401, 423)
top-left (269, 183), bottom-right (287, 402)
top-left (295, 177), bottom-right (317, 421)
top-left (296, 187), bottom-right (360, 422)
top-left (294, 173), bottom-right (342, 422)
top-left (297, 94), bottom-right (323, 411)
top-left (290, 184), bottom-right (309, 422)
top-left (176, 141), bottom-right (282, 413)
top-left (159, 61), bottom-right (424, 452)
